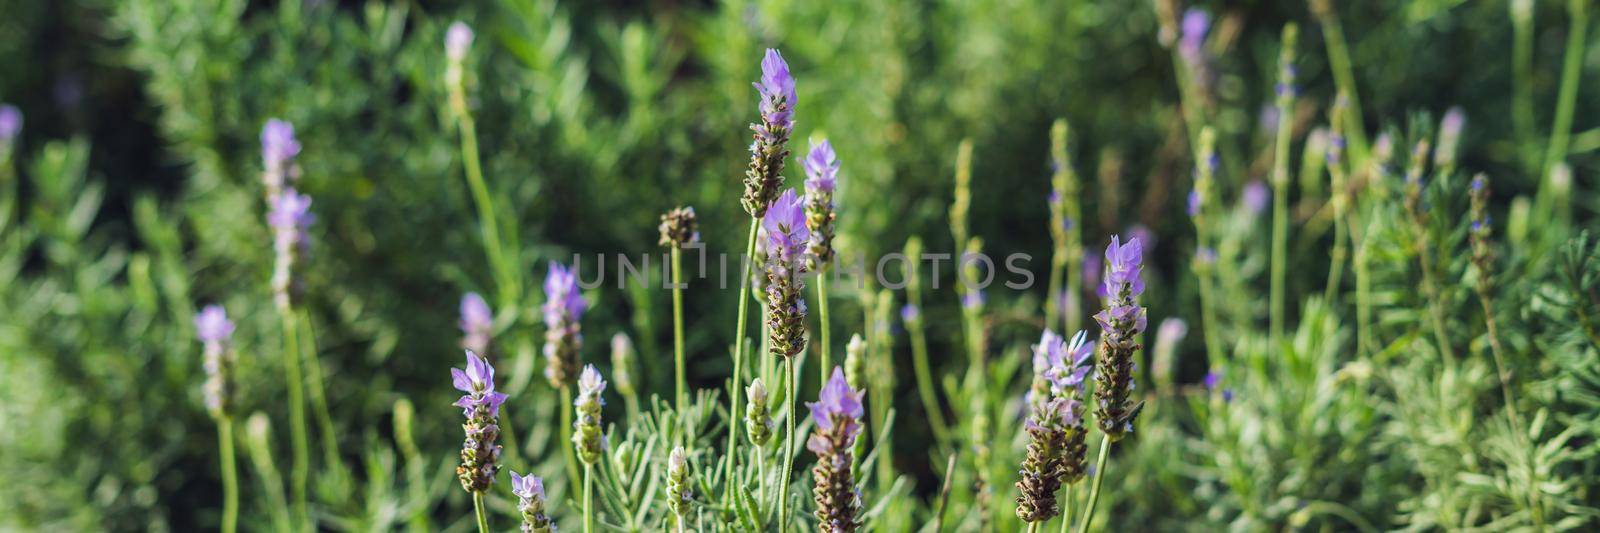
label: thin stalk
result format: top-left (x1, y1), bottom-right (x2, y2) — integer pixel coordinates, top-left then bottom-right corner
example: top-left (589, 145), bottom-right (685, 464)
top-left (1075, 435), bottom-right (1112, 533)
top-left (451, 83), bottom-right (517, 309)
top-left (1325, 213), bottom-right (1347, 304)
top-left (907, 315), bottom-right (950, 443)
top-left (671, 248), bottom-right (687, 437)
top-left (1543, 0), bottom-right (1589, 180)
top-left (777, 357), bottom-right (797, 533)
top-left (1354, 236), bottom-right (1376, 358)
top-left (297, 311), bottom-right (340, 469)
top-left (1028, 523), bottom-right (1041, 533)
top-left (1197, 263), bottom-right (1225, 363)
top-left (1269, 93), bottom-right (1293, 345)
top-left (217, 417), bottom-right (239, 533)
top-left (1058, 485), bottom-right (1073, 533)
top-left (933, 453), bottom-right (957, 533)
top-left (472, 491), bottom-right (489, 533)
top-left (1417, 235), bottom-right (1456, 363)
top-left (1512, 0), bottom-right (1537, 171)
top-left (1314, 8), bottom-right (1369, 162)
top-left (722, 219), bottom-right (758, 506)
top-left (279, 309), bottom-right (310, 530)
top-left (817, 274), bottom-right (832, 379)
top-left (1046, 250), bottom-right (1065, 332)
top-left (583, 463), bottom-right (594, 533)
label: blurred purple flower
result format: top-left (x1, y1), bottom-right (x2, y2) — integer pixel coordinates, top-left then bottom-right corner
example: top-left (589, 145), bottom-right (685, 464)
top-left (1242, 180), bottom-right (1269, 215)
top-left (1178, 9), bottom-right (1209, 63)
top-left (0, 104), bottom-right (21, 144)
top-left (446, 21), bottom-right (474, 62)
top-left (543, 262), bottom-right (587, 325)
top-left (195, 304), bottom-right (236, 343)
top-left (460, 292), bottom-right (492, 355)
top-left (261, 119), bottom-right (301, 172)
top-left (900, 304), bottom-right (920, 324)
top-left (803, 140), bottom-right (839, 193)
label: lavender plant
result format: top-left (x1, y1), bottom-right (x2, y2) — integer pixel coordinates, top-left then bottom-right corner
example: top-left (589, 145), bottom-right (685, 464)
top-left (572, 365), bottom-right (606, 532)
top-left (453, 350), bottom-right (508, 532)
top-left (511, 471), bottom-right (555, 533)
top-left (195, 305), bottom-right (239, 533)
top-left (804, 140), bottom-right (839, 378)
top-left (807, 368), bottom-right (865, 532)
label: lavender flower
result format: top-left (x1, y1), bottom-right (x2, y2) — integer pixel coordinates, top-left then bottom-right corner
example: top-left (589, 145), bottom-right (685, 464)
top-left (543, 262), bottom-right (587, 388)
top-left (268, 188), bottom-right (314, 309)
top-left (454, 350), bottom-right (507, 492)
top-left (844, 333), bottom-right (867, 390)
top-left (746, 378), bottom-right (773, 447)
top-left (1179, 8), bottom-right (1209, 62)
top-left (610, 333), bottom-right (637, 400)
top-left (1434, 107), bottom-right (1465, 171)
top-left (763, 189), bottom-right (810, 359)
top-left (962, 290), bottom-right (986, 312)
top-left (1151, 318), bottom-right (1188, 389)
top-left (666, 446), bottom-right (694, 526)
top-left (0, 104), bottom-right (21, 149)
top-left (807, 367), bottom-right (865, 532)
top-left (1017, 329), bottom-right (1093, 522)
top-left (658, 206), bottom-right (700, 248)
top-left (1093, 235), bottom-right (1147, 440)
top-left (1469, 173), bottom-right (1495, 277)
top-left (742, 49), bottom-right (797, 217)
top-left (572, 365), bottom-right (606, 465)
top-left (510, 471), bottom-right (555, 532)
top-left (260, 119), bottom-right (301, 196)
top-left (446, 22), bottom-right (474, 63)
top-left (1203, 370), bottom-right (1234, 402)
top-left (900, 304), bottom-right (920, 325)
top-left (804, 140), bottom-right (840, 269)
top-left (460, 292), bottom-right (493, 356)
top-left (195, 305), bottom-right (237, 417)
top-left (1241, 180), bottom-right (1270, 216)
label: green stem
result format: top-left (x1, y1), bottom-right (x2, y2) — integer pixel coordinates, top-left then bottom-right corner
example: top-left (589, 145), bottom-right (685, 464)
top-left (583, 463), bottom-right (594, 533)
top-left (217, 417), bottom-right (239, 533)
top-left (472, 491), bottom-right (489, 533)
top-left (1270, 89), bottom-right (1293, 346)
top-left (907, 316), bottom-right (950, 443)
top-left (560, 385), bottom-right (580, 485)
top-left (1513, 0), bottom-right (1537, 172)
top-left (1315, 10), bottom-right (1369, 163)
top-left (1058, 484), bottom-right (1073, 533)
top-left (777, 358), bottom-right (797, 533)
top-left (671, 248), bottom-right (687, 438)
top-left (279, 308), bottom-right (310, 530)
top-left (1325, 212), bottom-right (1347, 304)
top-left (296, 311), bottom-right (340, 469)
top-left (1543, 0), bottom-right (1589, 180)
top-left (1046, 249), bottom-right (1065, 332)
top-left (817, 274), bottom-right (832, 378)
top-left (723, 219), bottom-right (758, 506)
top-left (1028, 522), bottom-right (1041, 533)
top-left (1354, 236), bottom-right (1375, 358)
top-left (1075, 435), bottom-right (1112, 533)
top-left (451, 83), bottom-right (518, 310)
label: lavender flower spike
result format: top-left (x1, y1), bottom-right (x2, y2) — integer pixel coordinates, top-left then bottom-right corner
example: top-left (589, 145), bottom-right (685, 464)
top-left (1017, 329), bottom-right (1092, 522)
top-left (742, 49), bottom-right (797, 217)
top-left (260, 119), bottom-right (301, 196)
top-left (572, 365), bottom-right (607, 465)
top-left (510, 471), bottom-right (555, 532)
top-left (268, 188), bottom-right (315, 310)
top-left (763, 189), bottom-right (810, 359)
top-left (1093, 235), bottom-right (1147, 440)
top-left (543, 261), bottom-right (586, 388)
top-left (746, 378), bottom-right (774, 447)
top-left (460, 292), bottom-right (493, 356)
top-left (806, 367), bottom-right (865, 532)
top-left (446, 22), bottom-right (474, 63)
top-left (454, 350), bottom-right (507, 493)
top-left (0, 104), bottom-right (21, 149)
top-left (666, 446), bottom-right (694, 526)
top-left (195, 305), bottom-right (238, 417)
top-left (804, 140), bottom-right (840, 270)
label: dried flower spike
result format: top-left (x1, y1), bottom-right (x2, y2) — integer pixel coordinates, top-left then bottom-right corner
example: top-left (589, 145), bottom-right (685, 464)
top-left (804, 140), bottom-right (839, 270)
top-left (1093, 236), bottom-right (1146, 440)
top-left (742, 49), bottom-right (796, 218)
top-left (658, 206), bottom-right (699, 248)
top-left (763, 189), bottom-right (810, 359)
top-left (572, 365), bottom-right (607, 465)
top-left (1016, 330), bottom-right (1093, 523)
top-left (543, 262), bottom-right (587, 388)
top-left (453, 350), bottom-right (507, 493)
top-left (807, 367), bottom-right (865, 532)
top-left (195, 305), bottom-right (238, 418)
top-left (459, 292), bottom-right (493, 356)
top-left (510, 471), bottom-right (555, 532)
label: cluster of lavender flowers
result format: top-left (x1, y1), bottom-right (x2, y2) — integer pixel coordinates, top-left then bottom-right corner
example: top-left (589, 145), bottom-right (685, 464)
top-left (1016, 330), bottom-right (1093, 523)
top-left (745, 378), bottom-right (773, 447)
top-left (452, 350), bottom-right (507, 493)
top-left (764, 189), bottom-right (810, 359)
top-left (510, 471), bottom-right (555, 532)
top-left (666, 446), bottom-right (693, 528)
top-left (742, 49), bottom-right (796, 218)
top-left (807, 368), bottom-right (865, 532)
top-left (261, 120), bottom-right (313, 310)
top-left (543, 262), bottom-right (586, 388)
top-left (803, 140), bottom-right (839, 270)
top-left (1093, 236), bottom-right (1147, 440)
top-left (459, 292), bottom-right (493, 356)
top-left (572, 365), bottom-right (607, 465)
top-left (195, 305), bottom-right (238, 418)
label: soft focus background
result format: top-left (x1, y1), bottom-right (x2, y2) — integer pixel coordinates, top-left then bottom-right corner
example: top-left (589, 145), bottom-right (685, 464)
top-left (2, 0), bottom-right (1598, 531)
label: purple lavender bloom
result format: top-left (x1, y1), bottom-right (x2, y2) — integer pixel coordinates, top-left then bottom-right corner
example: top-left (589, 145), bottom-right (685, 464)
top-left (452, 350), bottom-right (509, 417)
top-left (1258, 104), bottom-right (1280, 136)
top-left (261, 119), bottom-right (301, 173)
top-left (445, 21), bottom-right (474, 63)
top-left (1436, 107), bottom-right (1465, 168)
top-left (268, 188), bottom-right (315, 232)
top-left (803, 140), bottom-right (839, 192)
top-left (1202, 371), bottom-right (1221, 390)
top-left (1099, 235), bottom-right (1146, 300)
top-left (1187, 189), bottom-right (1202, 218)
top-left (269, 187), bottom-right (314, 308)
top-left (543, 262), bottom-right (587, 323)
top-left (511, 471), bottom-right (545, 501)
top-left (1092, 234), bottom-right (1147, 439)
top-left (900, 304), bottom-right (920, 324)
top-left (195, 304), bottom-right (236, 343)
top-left (755, 49), bottom-right (796, 132)
top-left (807, 367), bottom-right (866, 436)
top-left (459, 292), bottom-right (493, 355)
top-left (1036, 330), bottom-right (1094, 393)
top-left (762, 189), bottom-right (810, 265)
top-left (1178, 8), bottom-right (1209, 62)
top-left (962, 290), bottom-right (986, 311)
top-left (1082, 253), bottom-right (1101, 297)
top-left (1242, 180), bottom-right (1270, 215)
top-left (543, 262), bottom-right (586, 387)
top-left (0, 104), bottom-right (21, 145)
top-left (572, 364), bottom-right (607, 464)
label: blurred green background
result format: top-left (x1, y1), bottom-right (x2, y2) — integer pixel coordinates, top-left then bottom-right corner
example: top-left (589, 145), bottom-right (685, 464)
top-left (2, 0), bottom-right (1598, 531)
